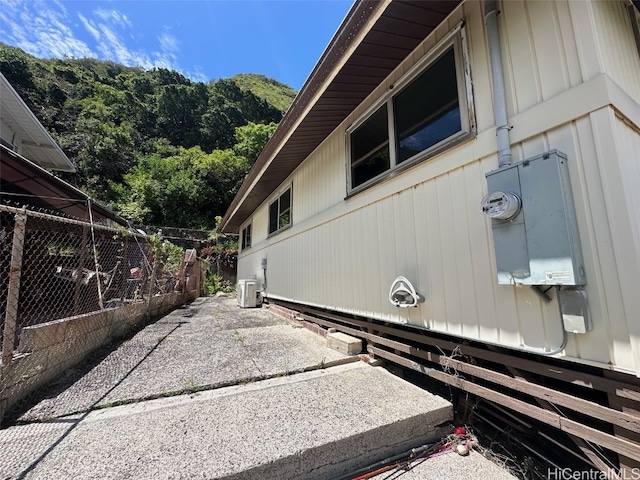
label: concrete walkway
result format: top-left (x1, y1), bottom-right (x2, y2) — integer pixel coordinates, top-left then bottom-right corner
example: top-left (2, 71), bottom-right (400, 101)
top-left (0, 295), bottom-right (516, 479)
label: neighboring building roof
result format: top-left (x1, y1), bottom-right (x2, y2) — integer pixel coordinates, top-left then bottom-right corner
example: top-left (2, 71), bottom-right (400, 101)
top-left (219, 0), bottom-right (462, 233)
top-left (0, 73), bottom-right (126, 225)
top-left (1, 145), bottom-right (126, 225)
top-left (0, 72), bottom-right (76, 173)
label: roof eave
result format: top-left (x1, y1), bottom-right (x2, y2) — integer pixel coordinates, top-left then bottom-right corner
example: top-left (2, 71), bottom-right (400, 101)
top-left (219, 0), bottom-right (462, 233)
top-left (219, 0), bottom-right (387, 233)
top-left (0, 72), bottom-right (76, 173)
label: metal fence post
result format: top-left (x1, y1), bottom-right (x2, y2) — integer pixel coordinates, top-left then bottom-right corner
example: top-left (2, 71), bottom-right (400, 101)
top-left (2, 208), bottom-right (27, 365)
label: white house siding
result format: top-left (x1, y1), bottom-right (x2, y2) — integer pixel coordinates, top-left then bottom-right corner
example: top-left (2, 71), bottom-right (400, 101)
top-left (238, 0), bottom-right (640, 375)
top-left (590, 110), bottom-right (640, 374)
top-left (591, 0), bottom-right (640, 100)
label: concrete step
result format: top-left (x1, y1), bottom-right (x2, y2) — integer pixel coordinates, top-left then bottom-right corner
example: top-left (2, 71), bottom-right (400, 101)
top-left (1, 362), bottom-right (452, 479)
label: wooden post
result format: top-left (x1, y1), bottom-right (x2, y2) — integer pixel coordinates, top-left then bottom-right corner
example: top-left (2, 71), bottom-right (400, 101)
top-left (147, 255), bottom-right (156, 308)
top-left (73, 225), bottom-right (89, 315)
top-left (2, 208), bottom-right (27, 365)
top-left (86, 200), bottom-right (104, 311)
top-left (194, 258), bottom-right (202, 296)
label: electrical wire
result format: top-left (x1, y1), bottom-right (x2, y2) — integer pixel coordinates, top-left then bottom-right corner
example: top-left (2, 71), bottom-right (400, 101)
top-left (336, 438), bottom-right (460, 480)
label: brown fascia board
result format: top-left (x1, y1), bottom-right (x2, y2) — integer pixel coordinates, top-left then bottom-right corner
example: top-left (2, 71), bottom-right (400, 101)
top-left (218, 0), bottom-right (385, 233)
top-left (218, 0), bottom-right (461, 233)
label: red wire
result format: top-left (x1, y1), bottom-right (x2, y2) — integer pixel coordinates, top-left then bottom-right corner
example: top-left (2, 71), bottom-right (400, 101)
top-left (350, 442), bottom-right (455, 480)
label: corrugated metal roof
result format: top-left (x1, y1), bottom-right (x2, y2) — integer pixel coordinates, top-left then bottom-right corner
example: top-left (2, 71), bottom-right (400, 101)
top-left (0, 72), bottom-right (76, 173)
top-left (1, 145), bottom-right (126, 225)
top-left (220, 0), bottom-right (462, 233)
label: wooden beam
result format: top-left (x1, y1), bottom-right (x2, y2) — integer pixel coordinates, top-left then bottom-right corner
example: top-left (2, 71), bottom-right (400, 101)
top-left (605, 370), bottom-right (640, 473)
top-left (291, 303), bottom-right (640, 400)
top-left (505, 362), bottom-right (614, 473)
top-left (368, 346), bottom-right (640, 462)
top-left (2, 208), bottom-right (27, 365)
top-left (298, 311), bottom-right (640, 434)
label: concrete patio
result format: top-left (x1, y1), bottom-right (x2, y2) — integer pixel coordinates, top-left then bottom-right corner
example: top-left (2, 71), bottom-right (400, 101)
top-left (0, 295), bottom-right (516, 479)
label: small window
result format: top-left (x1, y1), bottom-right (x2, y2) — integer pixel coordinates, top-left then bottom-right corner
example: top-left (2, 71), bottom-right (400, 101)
top-left (241, 223), bottom-right (252, 250)
top-left (347, 25), bottom-right (473, 193)
top-left (350, 104), bottom-right (390, 188)
top-left (268, 185), bottom-right (292, 235)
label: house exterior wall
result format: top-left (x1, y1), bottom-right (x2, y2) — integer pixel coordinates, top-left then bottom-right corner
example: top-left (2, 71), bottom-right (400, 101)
top-left (238, 0), bottom-right (640, 375)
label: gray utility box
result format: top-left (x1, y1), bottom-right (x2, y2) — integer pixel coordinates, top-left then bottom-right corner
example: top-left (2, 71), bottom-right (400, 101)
top-left (484, 150), bottom-right (586, 286)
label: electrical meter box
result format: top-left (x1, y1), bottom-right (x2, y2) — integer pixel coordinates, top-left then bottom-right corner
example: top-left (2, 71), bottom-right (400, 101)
top-left (482, 150), bottom-right (586, 286)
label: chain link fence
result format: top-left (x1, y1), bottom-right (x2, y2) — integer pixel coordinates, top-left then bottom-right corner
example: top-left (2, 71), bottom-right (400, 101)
top-left (0, 204), bottom-right (202, 425)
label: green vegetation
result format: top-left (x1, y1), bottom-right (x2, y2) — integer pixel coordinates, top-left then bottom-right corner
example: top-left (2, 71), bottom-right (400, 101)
top-left (149, 234), bottom-right (185, 273)
top-left (0, 43), bottom-right (294, 228)
top-left (200, 221), bottom-right (238, 294)
top-left (181, 378), bottom-right (203, 394)
top-left (230, 74), bottom-right (297, 113)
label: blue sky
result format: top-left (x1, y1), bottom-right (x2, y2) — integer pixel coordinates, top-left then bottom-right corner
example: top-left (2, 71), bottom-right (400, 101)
top-left (0, 0), bottom-right (353, 90)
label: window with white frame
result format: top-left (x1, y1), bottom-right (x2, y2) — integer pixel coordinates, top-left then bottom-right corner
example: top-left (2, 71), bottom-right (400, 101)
top-left (268, 185), bottom-right (291, 235)
top-left (347, 25), bottom-right (474, 192)
top-left (241, 223), bottom-right (252, 250)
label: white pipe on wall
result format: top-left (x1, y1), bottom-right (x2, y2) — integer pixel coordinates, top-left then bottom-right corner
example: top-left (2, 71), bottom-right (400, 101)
top-left (484, 0), bottom-right (512, 168)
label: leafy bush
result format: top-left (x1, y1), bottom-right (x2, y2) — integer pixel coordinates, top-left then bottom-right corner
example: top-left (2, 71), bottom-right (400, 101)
top-left (202, 272), bottom-right (234, 295)
top-left (200, 246), bottom-right (237, 268)
top-left (149, 234), bottom-right (184, 273)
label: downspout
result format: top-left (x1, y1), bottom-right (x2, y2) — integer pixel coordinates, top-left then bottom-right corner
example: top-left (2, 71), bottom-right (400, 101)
top-left (484, 0), bottom-right (512, 167)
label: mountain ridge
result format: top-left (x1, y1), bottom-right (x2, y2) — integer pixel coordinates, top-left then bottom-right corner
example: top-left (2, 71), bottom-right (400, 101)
top-left (0, 42), bottom-right (294, 228)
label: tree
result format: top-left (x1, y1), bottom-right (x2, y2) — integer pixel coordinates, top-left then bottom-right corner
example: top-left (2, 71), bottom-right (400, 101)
top-left (196, 148), bottom-right (250, 213)
top-left (233, 122), bottom-right (277, 164)
top-left (200, 79), bottom-right (282, 152)
top-left (0, 46), bottom-right (38, 100)
top-left (0, 43), bottom-right (296, 228)
top-left (156, 83), bottom-right (208, 147)
top-left (113, 143), bottom-right (254, 229)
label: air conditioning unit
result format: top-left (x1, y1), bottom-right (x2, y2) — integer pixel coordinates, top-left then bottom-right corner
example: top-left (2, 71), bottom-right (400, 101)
top-left (237, 279), bottom-right (259, 308)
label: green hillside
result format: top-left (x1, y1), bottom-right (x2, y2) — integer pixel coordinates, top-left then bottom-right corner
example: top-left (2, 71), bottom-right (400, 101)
top-left (0, 43), bottom-right (296, 228)
top-left (230, 74), bottom-right (297, 113)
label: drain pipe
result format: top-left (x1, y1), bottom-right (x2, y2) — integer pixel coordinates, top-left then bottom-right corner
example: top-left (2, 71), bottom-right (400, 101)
top-left (485, 0), bottom-right (511, 168)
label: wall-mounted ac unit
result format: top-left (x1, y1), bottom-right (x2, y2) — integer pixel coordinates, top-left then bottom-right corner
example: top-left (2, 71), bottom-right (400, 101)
top-left (237, 279), bottom-right (259, 308)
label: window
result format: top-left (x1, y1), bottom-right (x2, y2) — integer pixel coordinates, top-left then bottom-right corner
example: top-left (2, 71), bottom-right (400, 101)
top-left (268, 185), bottom-right (291, 235)
top-left (350, 104), bottom-right (390, 188)
top-left (241, 223), bottom-right (252, 250)
top-left (347, 25), bottom-right (473, 192)
top-left (394, 48), bottom-right (461, 164)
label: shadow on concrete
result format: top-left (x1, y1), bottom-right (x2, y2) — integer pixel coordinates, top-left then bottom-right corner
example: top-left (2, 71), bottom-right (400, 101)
top-left (13, 320), bottom-right (184, 479)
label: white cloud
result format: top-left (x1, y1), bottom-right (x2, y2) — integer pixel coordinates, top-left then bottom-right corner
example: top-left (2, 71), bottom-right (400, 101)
top-left (0, 0), bottom-right (95, 59)
top-left (78, 13), bottom-right (101, 44)
top-left (158, 32), bottom-right (179, 53)
top-left (185, 66), bottom-right (207, 83)
top-left (0, 0), bottom-right (191, 77)
top-left (94, 8), bottom-right (132, 28)
top-left (81, 6), bottom-right (183, 72)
